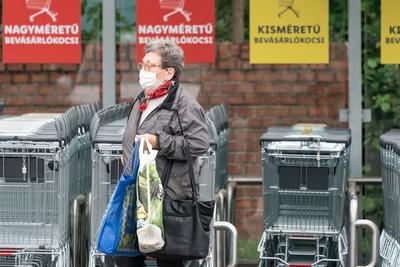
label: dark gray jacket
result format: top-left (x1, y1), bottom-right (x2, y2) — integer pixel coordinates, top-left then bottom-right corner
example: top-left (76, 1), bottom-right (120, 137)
top-left (122, 82), bottom-right (209, 199)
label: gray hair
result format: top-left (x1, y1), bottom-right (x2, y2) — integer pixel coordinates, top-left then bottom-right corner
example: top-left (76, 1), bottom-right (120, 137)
top-left (144, 40), bottom-right (184, 80)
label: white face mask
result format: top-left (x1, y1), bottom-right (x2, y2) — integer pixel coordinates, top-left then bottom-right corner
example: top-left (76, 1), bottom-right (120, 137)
top-left (139, 69), bottom-right (163, 90)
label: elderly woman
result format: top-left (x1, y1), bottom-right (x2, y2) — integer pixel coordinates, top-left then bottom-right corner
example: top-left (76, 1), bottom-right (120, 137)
top-left (115, 40), bottom-right (209, 267)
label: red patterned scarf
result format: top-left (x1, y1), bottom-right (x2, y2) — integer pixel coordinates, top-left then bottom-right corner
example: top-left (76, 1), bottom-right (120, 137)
top-left (138, 82), bottom-right (171, 112)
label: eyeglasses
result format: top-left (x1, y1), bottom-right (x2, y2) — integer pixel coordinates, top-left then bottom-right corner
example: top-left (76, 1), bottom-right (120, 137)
top-left (137, 62), bottom-right (162, 71)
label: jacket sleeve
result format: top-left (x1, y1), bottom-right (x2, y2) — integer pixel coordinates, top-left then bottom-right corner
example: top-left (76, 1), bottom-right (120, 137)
top-left (156, 100), bottom-right (209, 161)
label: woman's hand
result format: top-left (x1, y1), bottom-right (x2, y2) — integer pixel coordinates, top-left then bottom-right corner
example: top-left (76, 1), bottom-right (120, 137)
top-left (137, 134), bottom-right (158, 150)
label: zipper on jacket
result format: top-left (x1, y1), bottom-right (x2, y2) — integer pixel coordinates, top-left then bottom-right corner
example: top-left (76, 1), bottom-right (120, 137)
top-left (136, 106), bottom-right (161, 132)
top-left (136, 83), bottom-right (180, 132)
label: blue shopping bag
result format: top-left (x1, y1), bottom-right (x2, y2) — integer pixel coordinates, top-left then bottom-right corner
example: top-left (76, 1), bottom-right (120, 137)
top-left (96, 140), bottom-right (141, 256)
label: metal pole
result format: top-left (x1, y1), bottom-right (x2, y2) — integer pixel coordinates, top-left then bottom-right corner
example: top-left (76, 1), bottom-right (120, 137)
top-left (348, 0), bottom-right (362, 178)
top-left (102, 0), bottom-right (116, 107)
top-left (226, 181), bottom-right (237, 267)
top-left (227, 181), bottom-right (237, 224)
top-left (216, 189), bottom-right (227, 267)
top-left (213, 192), bottom-right (222, 267)
top-left (349, 187), bottom-right (358, 267)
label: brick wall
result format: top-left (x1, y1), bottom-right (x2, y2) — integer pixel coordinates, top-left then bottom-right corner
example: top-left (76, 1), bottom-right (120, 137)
top-left (0, 42), bottom-right (349, 243)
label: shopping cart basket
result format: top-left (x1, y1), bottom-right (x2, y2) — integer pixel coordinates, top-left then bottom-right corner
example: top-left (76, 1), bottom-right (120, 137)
top-left (278, 0), bottom-right (299, 18)
top-left (159, 0), bottom-right (191, 22)
top-left (258, 124), bottom-right (351, 266)
top-left (25, 0), bottom-right (57, 22)
top-left (379, 129), bottom-right (400, 267)
top-left (380, 229), bottom-right (400, 267)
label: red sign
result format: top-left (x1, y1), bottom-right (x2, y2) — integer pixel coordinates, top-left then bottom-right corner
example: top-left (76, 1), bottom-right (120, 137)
top-left (2, 0), bottom-right (81, 63)
top-left (136, 0), bottom-right (215, 63)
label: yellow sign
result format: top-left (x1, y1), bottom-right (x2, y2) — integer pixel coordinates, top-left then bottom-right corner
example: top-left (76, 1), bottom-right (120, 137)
top-left (381, 0), bottom-right (400, 64)
top-left (250, 0), bottom-right (329, 64)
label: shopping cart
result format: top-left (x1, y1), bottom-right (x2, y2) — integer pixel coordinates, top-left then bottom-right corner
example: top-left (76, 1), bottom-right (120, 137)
top-left (159, 0), bottom-right (191, 22)
top-left (379, 129), bottom-right (400, 267)
top-left (187, 115), bottom-right (219, 267)
top-left (184, 106), bottom-right (236, 267)
top-left (203, 105), bottom-right (238, 267)
top-left (0, 104), bottom-right (99, 267)
top-left (258, 124), bottom-right (350, 266)
top-left (88, 103), bottom-right (133, 267)
top-left (73, 104), bottom-right (100, 267)
top-left (206, 105), bottom-right (230, 195)
top-left (278, 0), bottom-right (299, 18)
top-left (25, 0), bottom-right (57, 22)
top-left (0, 112), bottom-right (71, 266)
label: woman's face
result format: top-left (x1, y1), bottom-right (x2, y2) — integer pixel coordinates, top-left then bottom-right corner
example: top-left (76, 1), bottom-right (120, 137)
top-left (141, 52), bottom-right (175, 82)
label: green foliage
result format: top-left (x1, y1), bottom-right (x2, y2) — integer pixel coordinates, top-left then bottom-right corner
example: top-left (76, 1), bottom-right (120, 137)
top-left (215, 0), bottom-right (233, 41)
top-left (361, 185), bottom-right (384, 263)
top-left (238, 239), bottom-right (259, 260)
top-left (244, 0), bottom-right (249, 41)
top-left (81, 0), bottom-right (134, 42)
top-left (329, 0), bottom-right (347, 42)
top-left (81, 0), bottom-right (103, 41)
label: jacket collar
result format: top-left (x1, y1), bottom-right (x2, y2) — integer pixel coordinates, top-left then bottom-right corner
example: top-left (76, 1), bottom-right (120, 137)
top-left (130, 80), bottom-right (180, 116)
top-left (135, 90), bottom-right (146, 103)
top-left (160, 80), bottom-right (180, 110)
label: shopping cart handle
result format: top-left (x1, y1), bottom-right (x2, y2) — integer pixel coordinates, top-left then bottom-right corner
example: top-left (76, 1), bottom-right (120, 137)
top-left (354, 219), bottom-right (379, 267)
top-left (349, 192), bottom-right (380, 267)
top-left (213, 221), bottom-right (238, 267)
top-left (71, 194), bottom-right (86, 267)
